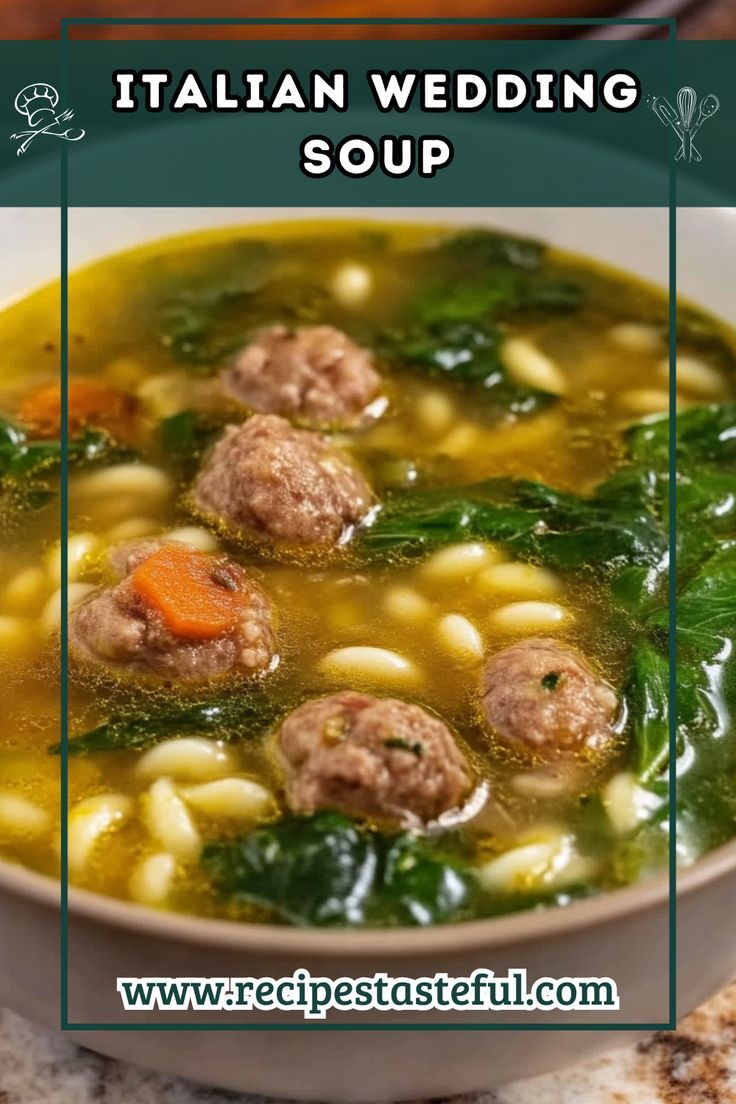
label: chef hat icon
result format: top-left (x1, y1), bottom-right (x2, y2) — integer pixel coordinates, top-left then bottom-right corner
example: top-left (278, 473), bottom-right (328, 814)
top-left (14, 83), bottom-right (59, 129)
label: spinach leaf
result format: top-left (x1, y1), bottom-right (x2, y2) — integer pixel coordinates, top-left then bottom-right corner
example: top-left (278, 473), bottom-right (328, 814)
top-left (656, 545), bottom-right (736, 654)
top-left (53, 695), bottom-right (284, 756)
top-left (202, 811), bottom-right (476, 928)
top-left (0, 419), bottom-right (127, 480)
top-left (434, 229), bottom-right (545, 271)
top-left (159, 410), bottom-right (222, 464)
top-left (159, 240), bottom-right (274, 364)
top-left (624, 640), bottom-right (670, 782)
top-left (362, 477), bottom-right (665, 577)
top-left (382, 320), bottom-right (552, 416)
top-left (382, 832), bottom-right (475, 926)
top-left (612, 819), bottom-right (670, 884)
top-left (381, 229), bottom-right (583, 414)
top-left (361, 403), bottom-right (736, 597)
top-left (519, 274), bottom-right (584, 313)
top-left (0, 419), bottom-right (132, 520)
top-left (411, 279), bottom-right (519, 326)
top-left (0, 418), bottom-right (130, 480)
top-left (627, 402), bottom-right (736, 470)
top-left (429, 229), bottom-right (583, 316)
top-left (621, 546), bottom-right (736, 856)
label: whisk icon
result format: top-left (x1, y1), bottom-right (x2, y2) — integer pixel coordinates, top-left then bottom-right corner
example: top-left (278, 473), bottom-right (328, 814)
top-left (651, 86), bottom-right (720, 163)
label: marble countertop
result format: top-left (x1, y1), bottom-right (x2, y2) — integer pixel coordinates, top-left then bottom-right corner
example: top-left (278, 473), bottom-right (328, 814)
top-left (1, 983), bottom-right (734, 1104)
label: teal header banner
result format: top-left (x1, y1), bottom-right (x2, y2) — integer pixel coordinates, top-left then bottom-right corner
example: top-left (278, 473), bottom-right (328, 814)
top-left (0, 40), bottom-right (733, 205)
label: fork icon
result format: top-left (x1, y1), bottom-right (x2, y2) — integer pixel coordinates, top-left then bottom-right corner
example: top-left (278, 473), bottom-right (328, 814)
top-left (651, 86), bottom-right (720, 163)
top-left (10, 83), bottom-right (85, 157)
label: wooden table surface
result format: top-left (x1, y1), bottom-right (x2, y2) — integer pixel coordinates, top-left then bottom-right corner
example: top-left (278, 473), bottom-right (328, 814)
top-left (679, 0), bottom-right (736, 34)
top-left (2, 0), bottom-right (736, 38)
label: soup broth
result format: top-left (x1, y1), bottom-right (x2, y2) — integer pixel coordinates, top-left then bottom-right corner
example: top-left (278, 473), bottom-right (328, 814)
top-left (1, 220), bottom-right (734, 927)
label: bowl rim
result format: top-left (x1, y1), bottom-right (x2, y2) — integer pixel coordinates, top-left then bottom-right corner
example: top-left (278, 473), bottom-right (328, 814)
top-left (2, 208), bottom-right (735, 957)
top-left (1, 834), bottom-right (735, 956)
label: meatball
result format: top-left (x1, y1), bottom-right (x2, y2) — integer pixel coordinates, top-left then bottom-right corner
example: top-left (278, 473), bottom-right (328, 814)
top-left (275, 691), bottom-right (472, 824)
top-left (193, 414), bottom-right (374, 547)
top-left (69, 539), bottom-right (276, 682)
top-left (480, 638), bottom-right (617, 758)
top-left (221, 324), bottom-right (382, 427)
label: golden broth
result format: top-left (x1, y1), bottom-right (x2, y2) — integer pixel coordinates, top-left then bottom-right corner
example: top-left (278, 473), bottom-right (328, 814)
top-left (0, 220), bottom-right (734, 924)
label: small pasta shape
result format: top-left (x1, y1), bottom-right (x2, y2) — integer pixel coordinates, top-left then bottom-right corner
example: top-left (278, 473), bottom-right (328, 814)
top-left (383, 587), bottom-right (432, 624)
top-left (74, 463), bottom-right (173, 503)
top-left (135, 738), bottom-right (233, 784)
top-left (502, 337), bottom-right (567, 396)
top-left (137, 372), bottom-right (192, 419)
top-left (603, 771), bottom-right (663, 836)
top-left (477, 562), bottom-right (561, 600)
top-left (0, 616), bottom-right (34, 655)
top-left (422, 542), bottom-right (502, 582)
top-left (607, 322), bottom-right (662, 353)
top-left (67, 793), bottom-right (133, 876)
top-left (46, 532), bottom-right (101, 587)
top-left (3, 566), bottom-right (48, 611)
top-left (661, 355), bottom-right (725, 398)
top-left (163, 526), bottom-right (219, 552)
top-left (490, 600), bottom-right (570, 633)
top-left (511, 771), bottom-right (574, 800)
top-left (415, 390), bottom-right (456, 435)
top-left (437, 423), bottom-right (480, 458)
top-left (143, 778), bottom-right (202, 863)
top-left (330, 262), bottom-right (373, 306)
top-left (41, 582), bottom-right (95, 636)
top-left (0, 791), bottom-right (51, 837)
top-left (180, 778), bottom-right (274, 821)
top-left (437, 614), bottom-right (484, 663)
top-left (106, 517), bottom-right (159, 542)
top-left (318, 646), bottom-right (419, 686)
top-left (105, 356), bottom-right (146, 387)
top-left (478, 830), bottom-right (596, 892)
top-left (619, 389), bottom-right (671, 416)
top-left (129, 851), bottom-right (177, 907)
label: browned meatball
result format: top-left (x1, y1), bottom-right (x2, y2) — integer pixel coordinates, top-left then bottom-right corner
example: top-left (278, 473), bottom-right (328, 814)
top-left (221, 324), bottom-right (382, 427)
top-left (193, 415), bottom-right (374, 547)
top-left (480, 638), bottom-right (617, 758)
top-left (69, 539), bottom-right (276, 682)
top-left (275, 691), bottom-right (472, 824)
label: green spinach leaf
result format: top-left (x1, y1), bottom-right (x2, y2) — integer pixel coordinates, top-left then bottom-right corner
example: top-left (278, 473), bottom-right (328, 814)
top-left (52, 695), bottom-right (284, 756)
top-left (159, 240), bottom-right (274, 364)
top-left (159, 410), bottom-right (222, 464)
top-left (382, 320), bottom-right (552, 416)
top-left (623, 640), bottom-right (670, 782)
top-left (361, 476), bottom-right (666, 577)
top-left (0, 419), bottom-right (132, 519)
top-left (0, 419), bottom-right (128, 480)
top-left (202, 811), bottom-right (476, 928)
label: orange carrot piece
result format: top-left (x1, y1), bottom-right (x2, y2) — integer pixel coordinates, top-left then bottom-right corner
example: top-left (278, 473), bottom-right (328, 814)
top-left (18, 377), bottom-right (135, 439)
top-left (131, 544), bottom-right (243, 640)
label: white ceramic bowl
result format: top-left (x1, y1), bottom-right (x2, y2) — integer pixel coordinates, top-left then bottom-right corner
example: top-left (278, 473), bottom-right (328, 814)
top-left (1, 206), bottom-right (735, 1101)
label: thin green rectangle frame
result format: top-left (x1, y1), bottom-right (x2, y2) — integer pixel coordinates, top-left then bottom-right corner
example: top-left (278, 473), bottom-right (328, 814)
top-left (58, 13), bottom-right (678, 1032)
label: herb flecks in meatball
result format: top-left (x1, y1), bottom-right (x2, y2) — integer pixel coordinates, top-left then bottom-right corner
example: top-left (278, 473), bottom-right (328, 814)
top-left (69, 539), bottom-right (276, 682)
top-left (222, 324), bottom-right (383, 427)
top-left (193, 414), bottom-right (374, 547)
top-left (481, 637), bottom-right (617, 759)
top-left (275, 691), bottom-right (472, 824)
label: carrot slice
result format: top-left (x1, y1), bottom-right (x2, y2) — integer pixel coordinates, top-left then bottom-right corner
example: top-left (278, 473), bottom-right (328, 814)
top-left (18, 377), bottom-right (135, 440)
top-left (131, 544), bottom-right (243, 640)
